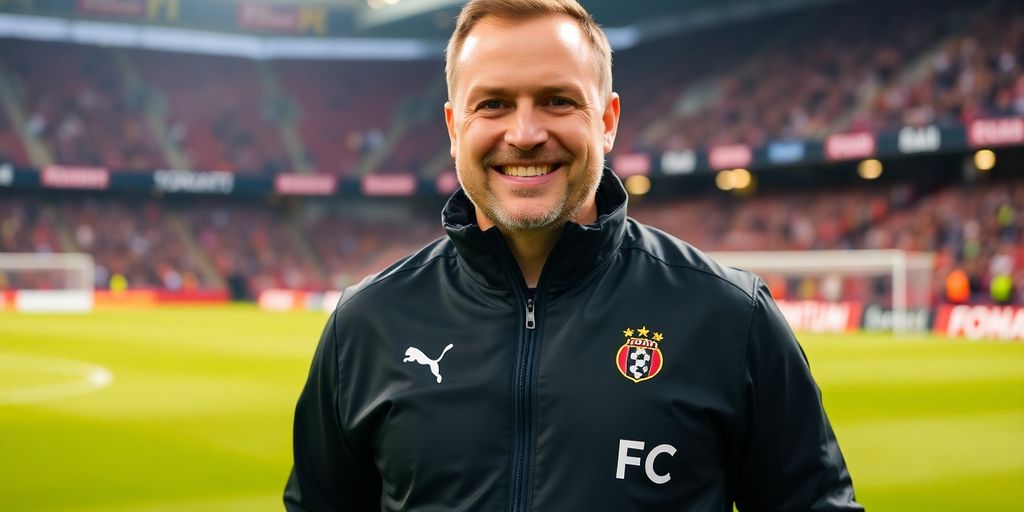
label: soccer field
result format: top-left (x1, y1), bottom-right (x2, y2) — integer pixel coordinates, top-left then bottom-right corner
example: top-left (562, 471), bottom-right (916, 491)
top-left (1, 306), bottom-right (1022, 511)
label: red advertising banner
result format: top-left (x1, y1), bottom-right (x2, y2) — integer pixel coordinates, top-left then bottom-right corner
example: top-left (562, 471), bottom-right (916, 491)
top-left (154, 290), bottom-right (229, 304)
top-left (708, 144), bottom-right (752, 170)
top-left (76, 0), bottom-right (145, 17)
top-left (274, 173), bottom-right (337, 196)
top-left (967, 117), bottom-right (1024, 148)
top-left (611, 153), bottom-right (651, 176)
top-left (237, 2), bottom-right (300, 33)
top-left (435, 171), bottom-right (460, 195)
top-left (776, 300), bottom-right (863, 333)
top-left (933, 304), bottom-right (1024, 341)
top-left (93, 290), bottom-right (228, 308)
top-left (361, 173), bottom-right (417, 197)
top-left (825, 132), bottom-right (875, 160)
top-left (41, 166), bottom-right (110, 190)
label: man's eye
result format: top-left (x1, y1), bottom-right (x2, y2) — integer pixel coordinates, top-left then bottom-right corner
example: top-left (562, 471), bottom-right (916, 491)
top-left (478, 100), bottom-right (505, 111)
top-left (547, 97), bottom-right (576, 108)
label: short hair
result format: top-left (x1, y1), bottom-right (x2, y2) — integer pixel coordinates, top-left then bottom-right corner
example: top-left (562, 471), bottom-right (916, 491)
top-left (444, 0), bottom-right (613, 101)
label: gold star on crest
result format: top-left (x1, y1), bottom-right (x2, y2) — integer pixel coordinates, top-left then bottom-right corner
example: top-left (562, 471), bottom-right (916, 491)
top-left (623, 328), bottom-right (634, 337)
top-left (653, 332), bottom-right (664, 342)
top-left (637, 326), bottom-right (650, 337)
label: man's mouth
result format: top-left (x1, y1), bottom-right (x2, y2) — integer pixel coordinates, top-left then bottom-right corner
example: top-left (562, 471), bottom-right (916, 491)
top-left (495, 164), bottom-right (561, 177)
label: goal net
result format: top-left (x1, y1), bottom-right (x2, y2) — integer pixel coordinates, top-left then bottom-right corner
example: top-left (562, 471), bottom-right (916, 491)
top-left (0, 253), bottom-right (94, 313)
top-left (709, 250), bottom-right (936, 333)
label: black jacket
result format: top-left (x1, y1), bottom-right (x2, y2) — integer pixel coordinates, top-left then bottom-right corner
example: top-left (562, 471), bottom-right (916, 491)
top-left (285, 170), bottom-right (862, 511)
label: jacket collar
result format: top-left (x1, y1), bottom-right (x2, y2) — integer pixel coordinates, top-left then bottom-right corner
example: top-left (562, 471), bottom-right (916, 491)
top-left (442, 168), bottom-right (628, 296)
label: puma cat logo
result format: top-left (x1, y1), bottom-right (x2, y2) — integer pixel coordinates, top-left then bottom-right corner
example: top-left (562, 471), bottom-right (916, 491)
top-left (403, 344), bottom-right (454, 383)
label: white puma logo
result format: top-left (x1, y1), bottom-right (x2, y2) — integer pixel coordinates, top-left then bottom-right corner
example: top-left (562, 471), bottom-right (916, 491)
top-left (403, 343), bottom-right (454, 383)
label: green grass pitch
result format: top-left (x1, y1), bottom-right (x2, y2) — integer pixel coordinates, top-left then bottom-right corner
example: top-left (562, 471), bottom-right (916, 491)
top-left (1, 305), bottom-right (1022, 511)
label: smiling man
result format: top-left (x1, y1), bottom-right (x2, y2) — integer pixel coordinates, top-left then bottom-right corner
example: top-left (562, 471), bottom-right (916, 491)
top-left (443, 6), bottom-right (619, 286)
top-left (285, 1), bottom-right (862, 511)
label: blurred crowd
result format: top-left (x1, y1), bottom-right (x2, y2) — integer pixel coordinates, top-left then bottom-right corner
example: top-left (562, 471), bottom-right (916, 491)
top-left (1, 41), bottom-right (163, 170)
top-left (0, 194), bottom-right (442, 297)
top-left (0, 0), bottom-right (1020, 172)
top-left (1, 0), bottom-right (1023, 306)
top-left (860, 1), bottom-right (1024, 131)
top-left (631, 177), bottom-right (1024, 305)
top-left (1, 173), bottom-right (1021, 306)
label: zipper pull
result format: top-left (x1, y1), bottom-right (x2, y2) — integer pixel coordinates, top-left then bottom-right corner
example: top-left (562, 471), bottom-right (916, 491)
top-left (525, 298), bottom-right (536, 330)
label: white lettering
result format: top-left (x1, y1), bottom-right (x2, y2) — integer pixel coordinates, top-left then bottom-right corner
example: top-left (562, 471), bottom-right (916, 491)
top-left (777, 300), bottom-right (853, 333)
top-left (616, 439), bottom-right (676, 484)
top-left (41, 166), bottom-right (109, 190)
top-left (818, 303), bottom-right (849, 332)
top-left (863, 305), bottom-right (930, 332)
top-left (153, 169), bottom-right (234, 194)
top-left (898, 125), bottom-right (941, 153)
top-left (946, 305), bottom-right (1024, 341)
top-left (615, 439), bottom-right (644, 480)
top-left (660, 150), bottom-right (696, 175)
top-left (969, 117), bottom-right (1024, 147)
top-left (644, 444), bottom-right (676, 484)
top-left (0, 163), bottom-right (12, 186)
top-left (1011, 310), bottom-right (1024, 340)
top-left (991, 307), bottom-right (1014, 340)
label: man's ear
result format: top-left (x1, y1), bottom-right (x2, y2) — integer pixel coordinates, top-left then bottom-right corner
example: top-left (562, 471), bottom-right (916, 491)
top-left (602, 93), bottom-right (621, 153)
top-left (444, 101), bottom-right (457, 159)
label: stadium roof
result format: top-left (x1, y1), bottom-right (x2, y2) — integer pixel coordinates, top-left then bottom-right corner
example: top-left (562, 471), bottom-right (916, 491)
top-left (273, 0), bottom-right (857, 39)
top-left (0, 0), bottom-right (857, 59)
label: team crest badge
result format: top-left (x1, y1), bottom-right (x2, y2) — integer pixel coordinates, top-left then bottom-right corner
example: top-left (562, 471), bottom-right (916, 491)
top-left (616, 326), bottom-right (665, 383)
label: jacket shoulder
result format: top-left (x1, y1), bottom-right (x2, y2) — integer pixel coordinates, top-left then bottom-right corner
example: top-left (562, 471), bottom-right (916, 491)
top-left (620, 218), bottom-right (759, 300)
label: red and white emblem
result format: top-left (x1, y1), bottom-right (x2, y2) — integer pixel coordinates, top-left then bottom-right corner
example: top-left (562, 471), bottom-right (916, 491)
top-left (615, 326), bottom-right (664, 383)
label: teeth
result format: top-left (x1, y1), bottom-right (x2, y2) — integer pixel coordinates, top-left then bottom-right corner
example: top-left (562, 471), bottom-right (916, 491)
top-left (503, 165), bottom-right (554, 177)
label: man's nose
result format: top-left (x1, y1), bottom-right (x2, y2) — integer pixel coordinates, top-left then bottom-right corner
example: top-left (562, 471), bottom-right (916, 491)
top-left (504, 107), bottom-right (548, 150)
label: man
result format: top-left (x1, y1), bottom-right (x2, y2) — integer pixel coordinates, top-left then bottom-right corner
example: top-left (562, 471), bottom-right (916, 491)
top-left (285, 0), bottom-right (862, 510)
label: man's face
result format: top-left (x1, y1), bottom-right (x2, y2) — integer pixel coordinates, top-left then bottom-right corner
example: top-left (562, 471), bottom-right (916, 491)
top-left (445, 14), bottom-right (619, 233)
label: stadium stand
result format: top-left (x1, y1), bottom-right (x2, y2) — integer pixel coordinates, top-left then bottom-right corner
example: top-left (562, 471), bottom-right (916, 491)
top-left (131, 52), bottom-right (290, 174)
top-left (864, 0), bottom-right (1024, 131)
top-left (177, 200), bottom-right (324, 293)
top-left (619, 0), bottom-right (976, 151)
top-left (2, 170), bottom-right (1021, 307)
top-left (0, 0), bottom-right (1017, 173)
top-left (273, 59), bottom-right (441, 176)
top-left (54, 195), bottom-right (215, 290)
top-left (630, 175), bottom-right (1024, 304)
top-left (0, 105), bottom-right (28, 166)
top-left (0, 0), bottom-right (1022, 308)
top-left (1, 40), bottom-right (165, 170)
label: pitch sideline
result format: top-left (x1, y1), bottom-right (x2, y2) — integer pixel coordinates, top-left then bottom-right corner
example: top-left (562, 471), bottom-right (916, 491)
top-left (0, 353), bottom-right (114, 405)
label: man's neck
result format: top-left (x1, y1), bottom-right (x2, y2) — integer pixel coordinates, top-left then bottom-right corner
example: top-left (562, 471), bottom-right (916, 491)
top-left (476, 200), bottom-right (598, 288)
top-left (502, 228), bottom-right (562, 288)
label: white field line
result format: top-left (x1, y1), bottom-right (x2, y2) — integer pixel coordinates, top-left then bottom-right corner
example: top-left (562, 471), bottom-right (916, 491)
top-left (0, 353), bottom-right (114, 405)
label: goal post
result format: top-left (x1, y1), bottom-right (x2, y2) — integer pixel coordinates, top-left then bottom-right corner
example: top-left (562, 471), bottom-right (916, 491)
top-left (709, 250), bottom-right (936, 333)
top-left (0, 252), bottom-right (94, 313)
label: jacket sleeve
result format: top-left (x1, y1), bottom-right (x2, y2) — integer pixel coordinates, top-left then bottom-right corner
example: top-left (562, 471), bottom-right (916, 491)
top-left (284, 310), bottom-right (381, 511)
top-left (734, 280), bottom-right (863, 511)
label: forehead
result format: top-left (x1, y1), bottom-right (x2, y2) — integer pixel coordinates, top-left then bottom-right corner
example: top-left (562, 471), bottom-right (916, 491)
top-left (453, 14), bottom-right (599, 98)
top-left (461, 14), bottom-right (585, 57)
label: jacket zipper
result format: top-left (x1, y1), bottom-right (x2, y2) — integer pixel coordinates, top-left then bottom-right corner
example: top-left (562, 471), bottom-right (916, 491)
top-left (511, 296), bottom-right (537, 512)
